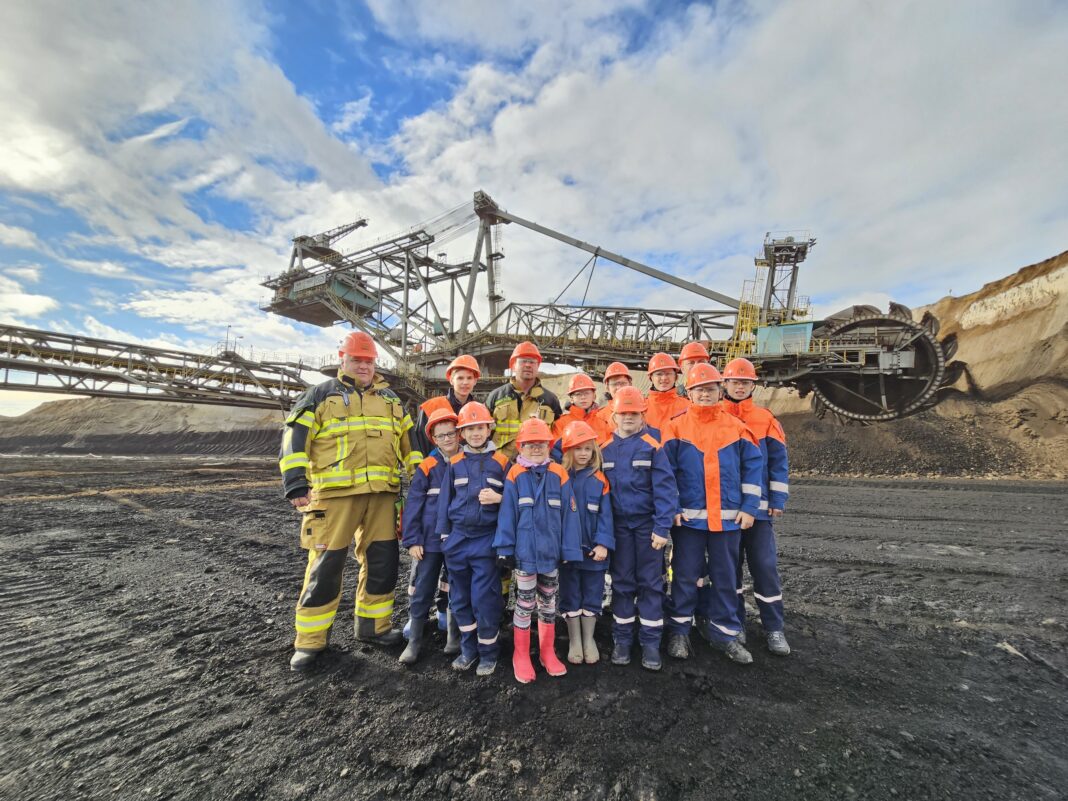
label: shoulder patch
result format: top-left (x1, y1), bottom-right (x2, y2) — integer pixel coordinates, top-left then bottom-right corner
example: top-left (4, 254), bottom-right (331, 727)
top-left (493, 452), bottom-right (510, 469)
top-left (640, 433), bottom-right (661, 449)
top-left (506, 463), bottom-right (527, 481)
top-left (419, 455), bottom-right (439, 475)
top-left (450, 452), bottom-right (465, 465)
top-left (593, 470), bottom-right (610, 492)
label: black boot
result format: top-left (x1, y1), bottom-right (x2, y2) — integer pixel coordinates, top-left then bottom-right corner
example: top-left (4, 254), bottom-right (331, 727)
top-left (399, 616), bottom-right (425, 665)
top-left (444, 610), bottom-right (461, 656)
top-left (356, 616), bottom-right (403, 646)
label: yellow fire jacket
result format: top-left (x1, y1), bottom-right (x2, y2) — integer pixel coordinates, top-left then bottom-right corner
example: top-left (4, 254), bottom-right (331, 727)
top-left (279, 371), bottom-right (417, 500)
top-left (485, 378), bottom-right (563, 459)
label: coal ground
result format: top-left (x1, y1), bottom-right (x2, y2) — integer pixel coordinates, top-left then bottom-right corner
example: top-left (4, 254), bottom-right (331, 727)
top-left (1, 458), bottom-right (1065, 801)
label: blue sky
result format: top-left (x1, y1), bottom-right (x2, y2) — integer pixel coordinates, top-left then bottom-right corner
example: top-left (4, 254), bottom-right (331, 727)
top-left (1, 0), bottom-right (1066, 414)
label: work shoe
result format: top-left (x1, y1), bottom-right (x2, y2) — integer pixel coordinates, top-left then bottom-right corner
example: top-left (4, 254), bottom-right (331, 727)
top-left (766, 630), bottom-right (791, 656)
top-left (444, 611), bottom-right (461, 656)
top-left (289, 649), bottom-right (319, 672)
top-left (580, 615), bottom-right (600, 664)
top-left (398, 617), bottom-right (425, 665)
top-left (666, 633), bottom-right (691, 660)
top-left (565, 617), bottom-right (584, 664)
top-left (356, 617), bottom-right (404, 646)
top-left (512, 626), bottom-right (536, 684)
top-left (712, 639), bottom-right (754, 665)
top-left (538, 621), bottom-right (567, 677)
top-left (611, 640), bottom-right (632, 666)
top-left (476, 658), bottom-right (497, 676)
top-left (640, 644), bottom-right (662, 671)
top-left (451, 651), bottom-right (478, 672)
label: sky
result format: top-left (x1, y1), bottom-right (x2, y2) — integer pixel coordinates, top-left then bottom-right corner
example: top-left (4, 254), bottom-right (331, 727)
top-left (0, 0), bottom-right (1065, 415)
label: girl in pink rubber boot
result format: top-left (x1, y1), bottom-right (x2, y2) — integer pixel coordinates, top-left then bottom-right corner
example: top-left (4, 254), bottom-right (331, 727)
top-left (494, 418), bottom-right (583, 683)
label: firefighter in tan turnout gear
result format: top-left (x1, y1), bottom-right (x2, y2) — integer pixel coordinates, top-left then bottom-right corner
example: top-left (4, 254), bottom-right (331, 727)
top-left (279, 331), bottom-right (417, 671)
top-left (486, 341), bottom-right (563, 459)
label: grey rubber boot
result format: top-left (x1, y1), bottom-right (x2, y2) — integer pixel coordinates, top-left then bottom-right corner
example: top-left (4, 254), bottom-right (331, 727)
top-left (666, 632), bottom-right (691, 660)
top-left (565, 616), bottom-right (584, 664)
top-left (289, 649), bottom-right (319, 672)
top-left (580, 615), bottom-right (600, 664)
top-left (399, 616), bottom-right (425, 665)
top-left (444, 610), bottom-right (461, 656)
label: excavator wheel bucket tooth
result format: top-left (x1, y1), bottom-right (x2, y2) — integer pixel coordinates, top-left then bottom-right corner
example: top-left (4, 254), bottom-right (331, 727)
top-left (921, 310), bottom-right (941, 337)
top-left (939, 333), bottom-right (958, 361)
top-left (888, 302), bottom-right (913, 322)
top-left (941, 360), bottom-right (967, 387)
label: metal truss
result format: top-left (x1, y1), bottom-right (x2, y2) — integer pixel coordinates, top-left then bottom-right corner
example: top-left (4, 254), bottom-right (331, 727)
top-left (0, 325), bottom-right (309, 409)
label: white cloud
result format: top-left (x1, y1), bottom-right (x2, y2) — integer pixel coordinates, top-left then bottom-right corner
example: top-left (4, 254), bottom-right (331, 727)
top-left (0, 274), bottom-right (59, 318)
top-left (332, 92), bottom-right (374, 135)
top-left (2, 264), bottom-right (42, 283)
top-left (0, 222), bottom-right (41, 250)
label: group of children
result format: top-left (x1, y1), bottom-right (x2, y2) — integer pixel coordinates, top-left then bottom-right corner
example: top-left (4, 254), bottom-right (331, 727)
top-left (399, 345), bottom-right (790, 683)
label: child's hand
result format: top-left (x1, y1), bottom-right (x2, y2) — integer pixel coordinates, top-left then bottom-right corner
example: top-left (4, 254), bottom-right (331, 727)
top-left (651, 533), bottom-right (669, 550)
top-left (674, 513), bottom-right (683, 526)
top-left (479, 488), bottom-right (503, 505)
top-left (590, 545), bottom-right (608, 562)
top-left (408, 545), bottom-right (424, 561)
top-left (735, 511), bottom-right (755, 529)
top-left (770, 508), bottom-right (784, 518)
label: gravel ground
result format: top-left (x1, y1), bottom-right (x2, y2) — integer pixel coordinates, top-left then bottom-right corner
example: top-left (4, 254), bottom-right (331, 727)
top-left (1, 457), bottom-right (1065, 801)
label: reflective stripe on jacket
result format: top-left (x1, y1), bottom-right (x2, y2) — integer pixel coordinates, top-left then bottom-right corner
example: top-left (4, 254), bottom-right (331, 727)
top-left (436, 445), bottom-right (510, 540)
top-left (279, 371), bottom-right (415, 500)
top-left (486, 379), bottom-right (562, 459)
top-left (600, 427), bottom-right (677, 538)
top-left (493, 461), bottom-right (583, 573)
top-left (723, 397), bottom-right (789, 518)
top-left (661, 404), bottom-right (764, 532)
top-left (401, 449), bottom-right (450, 551)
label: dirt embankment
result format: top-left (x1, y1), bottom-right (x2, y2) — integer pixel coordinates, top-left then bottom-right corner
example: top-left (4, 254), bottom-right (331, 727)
top-left (0, 397), bottom-right (282, 456)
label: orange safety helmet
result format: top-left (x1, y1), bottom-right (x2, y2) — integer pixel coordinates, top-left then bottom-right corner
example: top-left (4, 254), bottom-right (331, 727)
top-left (338, 331), bottom-right (377, 360)
top-left (686, 362), bottom-right (723, 390)
top-left (611, 385), bottom-right (648, 414)
top-left (516, 417), bottom-right (553, 444)
top-left (561, 420), bottom-right (598, 451)
top-left (722, 358), bottom-right (758, 381)
top-left (446, 354), bottom-right (481, 380)
top-left (456, 401), bottom-right (494, 429)
top-left (603, 362), bottom-right (632, 383)
top-left (679, 341), bottom-right (710, 363)
top-left (509, 341), bottom-right (542, 369)
top-left (567, 373), bottom-right (597, 394)
top-left (424, 407), bottom-right (459, 439)
top-left (647, 352), bottom-right (680, 375)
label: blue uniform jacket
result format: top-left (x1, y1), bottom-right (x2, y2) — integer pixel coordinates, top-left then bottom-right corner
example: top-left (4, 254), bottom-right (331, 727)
top-left (568, 466), bottom-right (615, 572)
top-left (600, 427), bottom-right (677, 538)
top-left (401, 448), bottom-right (450, 551)
top-left (494, 461), bottom-right (583, 573)
top-left (436, 445), bottom-right (510, 543)
top-left (722, 397), bottom-right (789, 520)
top-left (661, 404), bottom-right (764, 533)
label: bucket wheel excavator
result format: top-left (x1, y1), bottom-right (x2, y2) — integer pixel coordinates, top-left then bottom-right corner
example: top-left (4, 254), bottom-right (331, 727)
top-left (262, 191), bottom-right (962, 423)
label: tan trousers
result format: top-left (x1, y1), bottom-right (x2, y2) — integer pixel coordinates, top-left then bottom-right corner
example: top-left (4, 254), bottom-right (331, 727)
top-left (293, 492), bottom-right (399, 650)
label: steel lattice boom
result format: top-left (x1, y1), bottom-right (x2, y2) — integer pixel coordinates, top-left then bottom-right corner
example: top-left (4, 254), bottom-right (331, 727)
top-left (0, 325), bottom-right (310, 409)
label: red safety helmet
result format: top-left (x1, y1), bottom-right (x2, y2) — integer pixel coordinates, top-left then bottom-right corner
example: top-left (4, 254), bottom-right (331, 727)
top-left (456, 401), bottom-right (494, 429)
top-left (424, 407), bottom-right (459, 439)
top-left (509, 341), bottom-right (542, 369)
top-left (561, 421), bottom-right (598, 451)
top-left (603, 362), bottom-right (632, 383)
top-left (516, 418), bottom-right (553, 444)
top-left (647, 352), bottom-right (680, 375)
top-left (338, 331), bottom-right (377, 360)
top-left (611, 385), bottom-right (648, 414)
top-left (446, 354), bottom-right (481, 380)
top-left (722, 358), bottom-right (758, 381)
top-left (567, 373), bottom-right (597, 394)
top-left (679, 341), bottom-right (710, 363)
top-left (686, 362), bottom-right (723, 390)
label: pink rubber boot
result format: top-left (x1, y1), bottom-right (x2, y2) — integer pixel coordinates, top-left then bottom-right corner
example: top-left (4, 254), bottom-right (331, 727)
top-left (538, 621), bottom-right (568, 677)
top-left (512, 626), bottom-right (536, 684)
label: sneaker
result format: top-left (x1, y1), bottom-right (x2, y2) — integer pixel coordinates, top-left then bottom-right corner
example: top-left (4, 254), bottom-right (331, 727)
top-left (611, 641), bottom-right (632, 666)
top-left (712, 639), bottom-right (754, 665)
top-left (640, 644), bottom-right (662, 671)
top-left (766, 630), bottom-right (791, 656)
top-left (475, 658), bottom-right (497, 676)
top-left (666, 633), bottom-right (691, 660)
top-left (289, 649), bottom-right (319, 672)
top-left (451, 652), bottom-right (478, 671)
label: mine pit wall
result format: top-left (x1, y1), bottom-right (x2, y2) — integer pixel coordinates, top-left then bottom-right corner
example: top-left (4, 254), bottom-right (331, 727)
top-left (0, 429), bottom-right (280, 457)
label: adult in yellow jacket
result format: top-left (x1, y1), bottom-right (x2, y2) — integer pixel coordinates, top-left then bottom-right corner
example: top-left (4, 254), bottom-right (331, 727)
top-left (279, 331), bottom-right (417, 671)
